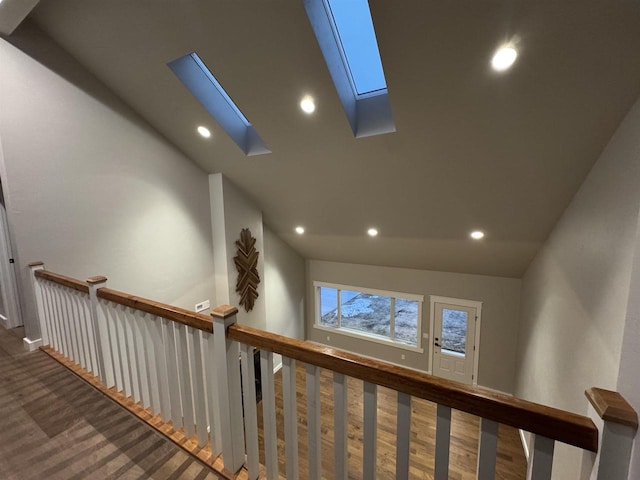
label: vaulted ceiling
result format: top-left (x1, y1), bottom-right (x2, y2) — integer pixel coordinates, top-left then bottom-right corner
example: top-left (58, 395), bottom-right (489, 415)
top-left (20, 0), bottom-right (640, 277)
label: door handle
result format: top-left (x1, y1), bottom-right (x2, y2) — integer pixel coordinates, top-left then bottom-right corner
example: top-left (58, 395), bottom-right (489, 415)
top-left (434, 337), bottom-right (441, 348)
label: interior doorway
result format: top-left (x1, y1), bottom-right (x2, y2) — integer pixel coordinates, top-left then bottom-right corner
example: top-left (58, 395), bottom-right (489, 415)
top-left (430, 296), bottom-right (482, 385)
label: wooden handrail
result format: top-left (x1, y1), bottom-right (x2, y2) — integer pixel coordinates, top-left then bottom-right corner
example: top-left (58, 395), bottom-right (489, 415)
top-left (586, 387), bottom-right (639, 429)
top-left (97, 287), bottom-right (213, 333)
top-left (35, 269), bottom-right (90, 294)
top-left (228, 323), bottom-right (598, 452)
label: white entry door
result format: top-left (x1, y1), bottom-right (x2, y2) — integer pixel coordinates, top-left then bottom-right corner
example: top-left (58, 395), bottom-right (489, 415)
top-left (432, 300), bottom-right (480, 385)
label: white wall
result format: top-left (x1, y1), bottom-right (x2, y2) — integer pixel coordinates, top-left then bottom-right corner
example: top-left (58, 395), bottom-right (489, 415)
top-left (514, 96), bottom-right (640, 479)
top-left (306, 260), bottom-right (521, 393)
top-left (264, 226), bottom-right (305, 369)
top-left (0, 23), bottom-right (216, 339)
top-left (615, 209), bottom-right (640, 480)
top-left (209, 173), bottom-right (266, 329)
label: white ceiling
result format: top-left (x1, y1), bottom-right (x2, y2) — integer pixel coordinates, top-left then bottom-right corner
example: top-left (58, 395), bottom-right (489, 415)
top-left (25, 0), bottom-right (640, 277)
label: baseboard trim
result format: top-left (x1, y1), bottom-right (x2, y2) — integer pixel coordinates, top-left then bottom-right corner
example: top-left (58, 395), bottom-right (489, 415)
top-left (519, 429), bottom-right (530, 461)
top-left (23, 336), bottom-right (43, 352)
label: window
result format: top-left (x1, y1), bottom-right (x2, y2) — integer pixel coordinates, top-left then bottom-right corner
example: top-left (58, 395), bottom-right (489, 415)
top-left (168, 52), bottom-right (270, 156)
top-left (314, 282), bottom-right (423, 349)
top-left (304, 0), bottom-right (395, 138)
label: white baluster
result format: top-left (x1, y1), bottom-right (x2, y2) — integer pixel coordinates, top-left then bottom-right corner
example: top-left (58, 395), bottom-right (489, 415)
top-left (68, 289), bottom-right (84, 367)
top-left (105, 301), bottom-right (123, 390)
top-left (306, 363), bottom-right (321, 480)
top-left (176, 323), bottom-right (195, 438)
top-left (114, 305), bottom-right (133, 397)
top-left (61, 288), bottom-right (79, 363)
top-left (150, 316), bottom-right (170, 420)
top-left (261, 349), bottom-right (278, 479)
top-left (333, 372), bottom-right (348, 480)
top-left (86, 276), bottom-right (108, 383)
top-left (124, 308), bottom-right (142, 403)
top-left (204, 331), bottom-right (222, 456)
top-left (434, 404), bottom-right (451, 480)
top-left (133, 311), bottom-right (150, 408)
top-left (363, 381), bottom-right (377, 480)
top-left (43, 282), bottom-right (58, 351)
top-left (526, 435), bottom-right (554, 480)
top-left (163, 318), bottom-right (183, 429)
top-left (282, 356), bottom-right (299, 480)
top-left (80, 294), bottom-right (96, 374)
top-left (142, 315), bottom-right (161, 415)
top-left (477, 418), bottom-right (498, 480)
top-left (71, 291), bottom-right (88, 370)
top-left (53, 285), bottom-right (70, 358)
top-left (240, 343), bottom-right (259, 480)
top-left (190, 328), bottom-right (208, 447)
top-left (396, 392), bottom-right (412, 480)
top-left (48, 283), bottom-right (63, 353)
top-left (211, 306), bottom-right (245, 474)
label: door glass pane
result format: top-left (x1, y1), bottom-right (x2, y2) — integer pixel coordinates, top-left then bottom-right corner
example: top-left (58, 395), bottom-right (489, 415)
top-left (394, 299), bottom-right (418, 345)
top-left (319, 287), bottom-right (338, 327)
top-left (341, 291), bottom-right (390, 338)
top-left (442, 308), bottom-right (467, 355)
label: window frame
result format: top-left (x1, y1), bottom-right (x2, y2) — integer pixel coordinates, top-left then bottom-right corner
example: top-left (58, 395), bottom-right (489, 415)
top-left (313, 281), bottom-right (424, 353)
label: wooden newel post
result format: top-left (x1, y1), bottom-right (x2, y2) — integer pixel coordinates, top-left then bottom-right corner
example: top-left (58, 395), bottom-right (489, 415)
top-left (212, 305), bottom-right (245, 475)
top-left (28, 261), bottom-right (47, 347)
top-left (584, 387), bottom-right (638, 480)
top-left (87, 276), bottom-right (109, 385)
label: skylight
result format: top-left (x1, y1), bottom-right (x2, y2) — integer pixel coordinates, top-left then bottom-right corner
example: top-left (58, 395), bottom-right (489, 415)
top-left (168, 53), bottom-right (270, 156)
top-left (326, 0), bottom-right (387, 97)
top-left (305, 0), bottom-right (395, 138)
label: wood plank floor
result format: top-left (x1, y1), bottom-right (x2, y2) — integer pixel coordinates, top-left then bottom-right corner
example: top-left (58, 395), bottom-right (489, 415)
top-left (257, 361), bottom-right (527, 480)
top-left (0, 324), bottom-right (222, 480)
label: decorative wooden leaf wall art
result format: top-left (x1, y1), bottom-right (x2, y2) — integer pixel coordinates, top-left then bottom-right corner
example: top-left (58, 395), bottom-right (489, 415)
top-left (234, 228), bottom-right (260, 312)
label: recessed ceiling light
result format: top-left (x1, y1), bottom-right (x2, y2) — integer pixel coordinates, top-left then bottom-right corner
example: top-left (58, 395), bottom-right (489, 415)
top-left (295, 226), bottom-right (305, 234)
top-left (470, 230), bottom-right (485, 240)
top-left (300, 95), bottom-right (316, 114)
top-left (491, 46), bottom-right (518, 72)
top-left (367, 228), bottom-right (378, 237)
top-left (197, 126), bottom-right (211, 138)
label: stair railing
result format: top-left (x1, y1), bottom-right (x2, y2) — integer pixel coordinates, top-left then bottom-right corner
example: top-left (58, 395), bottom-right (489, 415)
top-left (28, 262), bottom-right (638, 480)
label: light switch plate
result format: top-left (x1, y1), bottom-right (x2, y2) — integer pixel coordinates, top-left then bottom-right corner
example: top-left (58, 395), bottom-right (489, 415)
top-left (195, 299), bottom-right (210, 313)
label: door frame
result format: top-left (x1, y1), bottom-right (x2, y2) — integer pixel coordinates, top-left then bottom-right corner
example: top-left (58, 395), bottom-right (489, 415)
top-left (0, 138), bottom-right (23, 329)
top-left (428, 295), bottom-right (482, 386)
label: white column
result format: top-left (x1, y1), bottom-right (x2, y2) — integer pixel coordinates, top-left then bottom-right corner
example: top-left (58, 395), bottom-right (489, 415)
top-left (583, 388), bottom-right (638, 480)
top-left (28, 262), bottom-right (47, 347)
top-left (212, 305), bottom-right (245, 474)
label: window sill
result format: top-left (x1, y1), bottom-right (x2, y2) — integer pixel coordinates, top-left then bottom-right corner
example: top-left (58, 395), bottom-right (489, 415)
top-left (313, 324), bottom-right (424, 354)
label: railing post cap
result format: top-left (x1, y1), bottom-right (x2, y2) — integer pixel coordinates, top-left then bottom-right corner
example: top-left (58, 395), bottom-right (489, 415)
top-left (86, 276), bottom-right (108, 285)
top-left (211, 305), bottom-right (238, 319)
top-left (28, 261), bottom-right (45, 268)
top-left (586, 387), bottom-right (639, 430)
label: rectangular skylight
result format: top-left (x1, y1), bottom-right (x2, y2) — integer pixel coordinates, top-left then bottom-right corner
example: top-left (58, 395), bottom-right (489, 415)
top-left (325, 0), bottom-right (387, 97)
top-left (168, 53), bottom-right (270, 156)
top-left (305, 0), bottom-right (395, 138)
